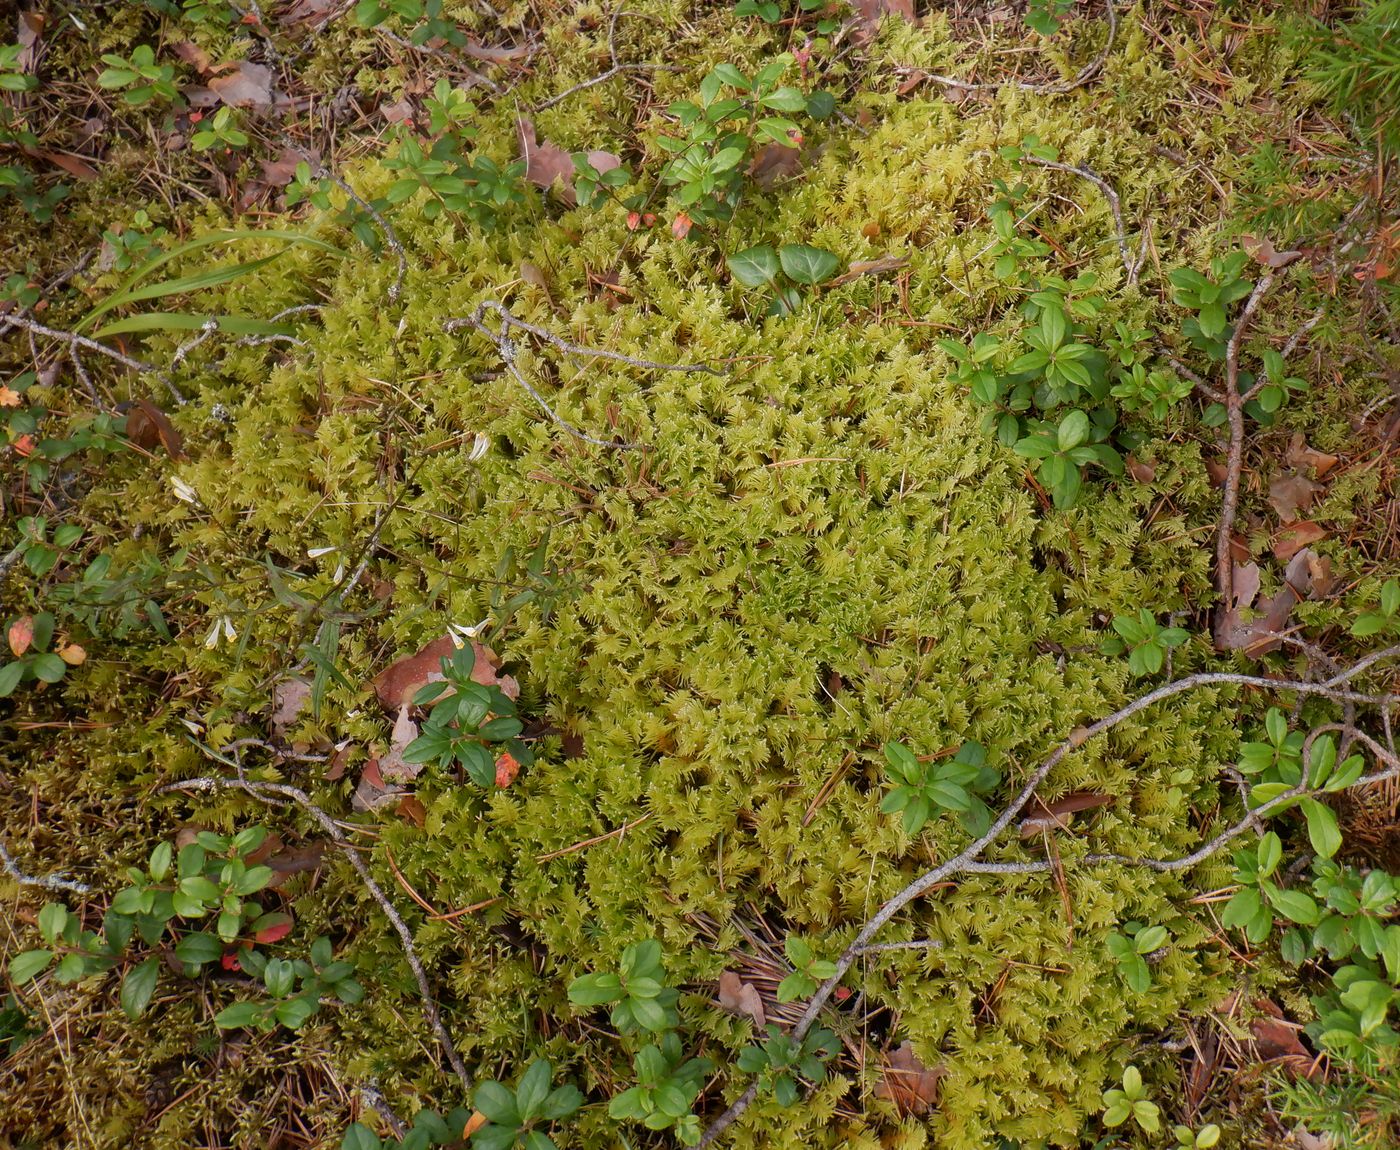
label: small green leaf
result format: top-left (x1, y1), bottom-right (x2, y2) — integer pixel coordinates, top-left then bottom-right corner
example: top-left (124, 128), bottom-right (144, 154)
top-left (726, 245), bottom-right (781, 289)
top-left (1300, 798), bottom-right (1342, 859)
top-left (8, 949), bottom-right (54, 985)
top-left (778, 244), bottom-right (840, 285)
top-left (342, 1123), bottom-right (383, 1150)
top-left (120, 957), bottom-right (160, 1019)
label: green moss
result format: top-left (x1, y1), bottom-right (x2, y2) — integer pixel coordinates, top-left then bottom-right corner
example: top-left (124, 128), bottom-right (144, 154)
top-left (2, 2), bottom-right (1392, 1148)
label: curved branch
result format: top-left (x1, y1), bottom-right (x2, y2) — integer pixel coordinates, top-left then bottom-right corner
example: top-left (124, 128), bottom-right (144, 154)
top-left (696, 649), bottom-right (1400, 1145)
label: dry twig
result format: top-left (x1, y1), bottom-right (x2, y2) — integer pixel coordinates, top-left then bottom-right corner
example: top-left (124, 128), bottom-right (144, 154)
top-left (0, 839), bottom-right (91, 894)
top-left (533, 7), bottom-right (666, 111)
top-left (696, 648), bottom-right (1400, 1145)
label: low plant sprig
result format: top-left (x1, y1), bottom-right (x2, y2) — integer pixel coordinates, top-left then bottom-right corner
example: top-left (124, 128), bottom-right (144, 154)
top-left (880, 740), bottom-right (1000, 836)
top-left (776, 935), bottom-right (838, 1002)
top-left (736, 1023), bottom-right (839, 1106)
top-left (1100, 609), bottom-right (1189, 676)
top-left (608, 1032), bottom-right (713, 1146)
top-left (568, 938), bottom-right (680, 1033)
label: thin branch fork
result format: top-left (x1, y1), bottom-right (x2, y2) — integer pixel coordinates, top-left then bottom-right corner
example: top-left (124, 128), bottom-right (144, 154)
top-left (443, 301), bottom-right (719, 451)
top-left (533, 6), bottom-right (666, 111)
top-left (696, 647), bottom-right (1400, 1146)
top-left (161, 772), bottom-right (473, 1094)
top-left (1021, 156), bottom-right (1139, 285)
top-left (913, 0), bottom-right (1118, 97)
top-left (0, 312), bottom-right (185, 406)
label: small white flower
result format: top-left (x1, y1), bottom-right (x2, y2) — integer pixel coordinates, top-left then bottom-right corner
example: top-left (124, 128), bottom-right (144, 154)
top-left (204, 615), bottom-right (237, 648)
top-left (180, 718), bottom-right (205, 736)
top-left (332, 560), bottom-right (346, 584)
top-left (171, 476), bottom-right (200, 505)
top-left (446, 618), bottom-right (491, 648)
top-left (468, 432), bottom-right (490, 462)
top-left (307, 546), bottom-right (339, 558)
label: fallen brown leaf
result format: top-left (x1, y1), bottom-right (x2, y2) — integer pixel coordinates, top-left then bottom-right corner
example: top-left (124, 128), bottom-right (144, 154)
top-left (1285, 432), bottom-right (1339, 478)
top-left (464, 40), bottom-right (531, 62)
top-left (378, 704), bottom-right (421, 784)
top-left (324, 743), bottom-right (353, 781)
top-left (874, 1041), bottom-right (944, 1115)
top-left (717, 971), bottom-right (766, 1027)
top-left (16, 10), bottom-right (42, 73)
top-left (171, 40), bottom-right (213, 74)
top-left (381, 97), bottom-right (416, 125)
top-left (371, 636), bottom-right (519, 711)
top-left (270, 677), bottom-right (313, 737)
top-left (1241, 233), bottom-right (1304, 270)
top-left (495, 751), bottom-right (522, 788)
top-left (517, 118), bottom-right (618, 207)
top-left (278, 0), bottom-right (341, 21)
top-left (1019, 791), bottom-right (1113, 836)
top-left (853, 0), bottom-right (918, 42)
top-left (1272, 521), bottom-right (1328, 561)
top-left (1205, 458), bottom-right (1229, 488)
top-left (0, 385), bottom-right (21, 407)
top-left (1250, 998), bottom-right (1308, 1061)
top-left (1268, 471), bottom-right (1323, 522)
top-left (57, 643), bottom-right (86, 666)
top-left (748, 142), bottom-right (804, 187)
top-left (125, 399), bottom-right (186, 459)
top-left (352, 757), bottom-right (406, 812)
top-left (259, 146), bottom-right (305, 188)
top-left (397, 794), bottom-right (427, 827)
top-left (264, 844), bottom-right (326, 887)
top-left (1126, 455), bottom-right (1157, 484)
top-left (829, 254), bottom-right (910, 285)
top-left (207, 60), bottom-right (276, 108)
top-left (25, 149), bottom-right (98, 181)
top-left (1218, 548), bottom-right (1328, 655)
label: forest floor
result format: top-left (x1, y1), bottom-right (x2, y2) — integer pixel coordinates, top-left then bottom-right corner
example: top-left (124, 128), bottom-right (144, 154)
top-left (1, 1), bottom-right (1399, 1149)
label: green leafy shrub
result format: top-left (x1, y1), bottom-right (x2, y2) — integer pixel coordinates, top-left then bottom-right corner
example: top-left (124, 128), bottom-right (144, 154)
top-left (736, 1024), bottom-right (839, 1106)
top-left (568, 939), bottom-right (679, 1033)
top-left (880, 740), bottom-right (1000, 836)
top-left (1105, 921), bottom-right (1169, 993)
top-left (608, 1032), bottom-right (713, 1145)
top-left (726, 242), bottom-right (841, 315)
top-left (776, 935), bottom-right (838, 1001)
top-left (1100, 609), bottom-right (1189, 676)
top-left (471, 1060), bottom-right (584, 1150)
top-left (1101, 1065), bottom-right (1160, 1133)
top-left (97, 45), bottom-right (179, 106)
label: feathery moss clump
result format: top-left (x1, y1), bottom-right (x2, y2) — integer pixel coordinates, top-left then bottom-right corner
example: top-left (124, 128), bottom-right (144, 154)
top-left (2, 2), bottom-right (1389, 1147)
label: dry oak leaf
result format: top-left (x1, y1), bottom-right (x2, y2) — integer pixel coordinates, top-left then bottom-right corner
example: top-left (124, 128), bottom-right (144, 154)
top-left (874, 1041), bottom-right (944, 1115)
top-left (0, 385), bottom-right (21, 407)
top-left (1218, 548), bottom-right (1329, 656)
top-left (1272, 521), bottom-right (1329, 562)
top-left (1285, 432), bottom-right (1339, 479)
top-left (352, 757), bottom-right (406, 812)
top-left (717, 970), bottom-right (766, 1028)
top-left (1249, 997), bottom-right (1309, 1061)
top-left (853, 0), bottom-right (918, 42)
top-left (171, 40), bottom-right (213, 74)
top-left (517, 118), bottom-right (618, 207)
top-left (1241, 233), bottom-right (1304, 270)
top-left (207, 60), bottom-right (276, 108)
top-left (1268, 470), bottom-right (1323, 522)
top-left (371, 636), bottom-right (519, 711)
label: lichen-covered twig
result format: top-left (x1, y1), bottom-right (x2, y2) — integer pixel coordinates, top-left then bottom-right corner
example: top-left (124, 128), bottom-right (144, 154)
top-left (696, 647), bottom-right (1400, 1145)
top-left (0, 839), bottom-right (91, 894)
top-left (915, 0), bottom-right (1118, 97)
top-left (0, 312), bottom-right (185, 405)
top-left (444, 301), bottom-right (718, 450)
top-left (1022, 156), bottom-right (1139, 284)
top-left (533, 7), bottom-right (666, 111)
top-left (162, 769), bottom-right (473, 1094)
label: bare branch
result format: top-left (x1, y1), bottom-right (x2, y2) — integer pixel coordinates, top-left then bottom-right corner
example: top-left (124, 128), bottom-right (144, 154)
top-left (0, 312), bottom-right (185, 405)
top-left (1022, 156), bottom-right (1135, 284)
top-left (162, 768), bottom-right (473, 1094)
top-left (696, 648), bottom-right (1400, 1144)
top-left (443, 301), bottom-right (719, 450)
top-left (0, 839), bottom-right (91, 894)
top-left (533, 7), bottom-right (666, 111)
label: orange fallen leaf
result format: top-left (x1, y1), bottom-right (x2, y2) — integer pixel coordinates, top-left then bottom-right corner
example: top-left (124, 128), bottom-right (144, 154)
top-left (0, 385), bottom-right (21, 407)
top-left (8, 616), bottom-right (33, 657)
top-left (13, 434), bottom-right (35, 457)
top-left (371, 636), bottom-right (519, 711)
top-left (461, 1112), bottom-right (489, 1138)
top-left (495, 751), bottom-right (522, 788)
top-left (57, 643), bottom-right (86, 666)
top-left (1272, 521), bottom-right (1329, 561)
top-left (397, 794), bottom-right (427, 827)
top-left (874, 1041), bottom-right (944, 1115)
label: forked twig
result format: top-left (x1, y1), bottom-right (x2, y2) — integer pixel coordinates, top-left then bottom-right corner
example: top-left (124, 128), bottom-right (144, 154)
top-left (444, 301), bottom-right (718, 450)
top-left (696, 648), bottom-right (1400, 1145)
top-left (533, 7), bottom-right (666, 111)
top-left (162, 769), bottom-right (472, 1094)
top-left (1022, 156), bottom-right (1139, 284)
top-left (914, 0), bottom-right (1118, 97)
top-left (0, 839), bottom-right (91, 894)
top-left (0, 312), bottom-right (185, 405)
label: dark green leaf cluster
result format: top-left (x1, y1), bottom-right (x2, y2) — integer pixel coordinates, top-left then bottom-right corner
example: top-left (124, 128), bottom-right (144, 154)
top-left (1352, 579), bottom-right (1400, 638)
top-left (471, 1060), bottom-right (584, 1150)
top-left (1099, 609), bottom-right (1189, 676)
top-left (726, 243), bottom-right (841, 315)
top-left (401, 642), bottom-right (532, 789)
top-left (343, 1107), bottom-right (474, 1150)
top-left (1105, 922), bottom-right (1169, 993)
top-left (353, 0), bottom-right (468, 47)
top-left (735, 1024), bottom-right (838, 1107)
top-left (880, 740), bottom-right (1000, 837)
top-left (608, 1031), bottom-right (714, 1145)
top-left (8, 827), bottom-right (357, 1030)
top-left (775, 935), bottom-right (839, 1002)
top-left (567, 939), bottom-right (679, 1033)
